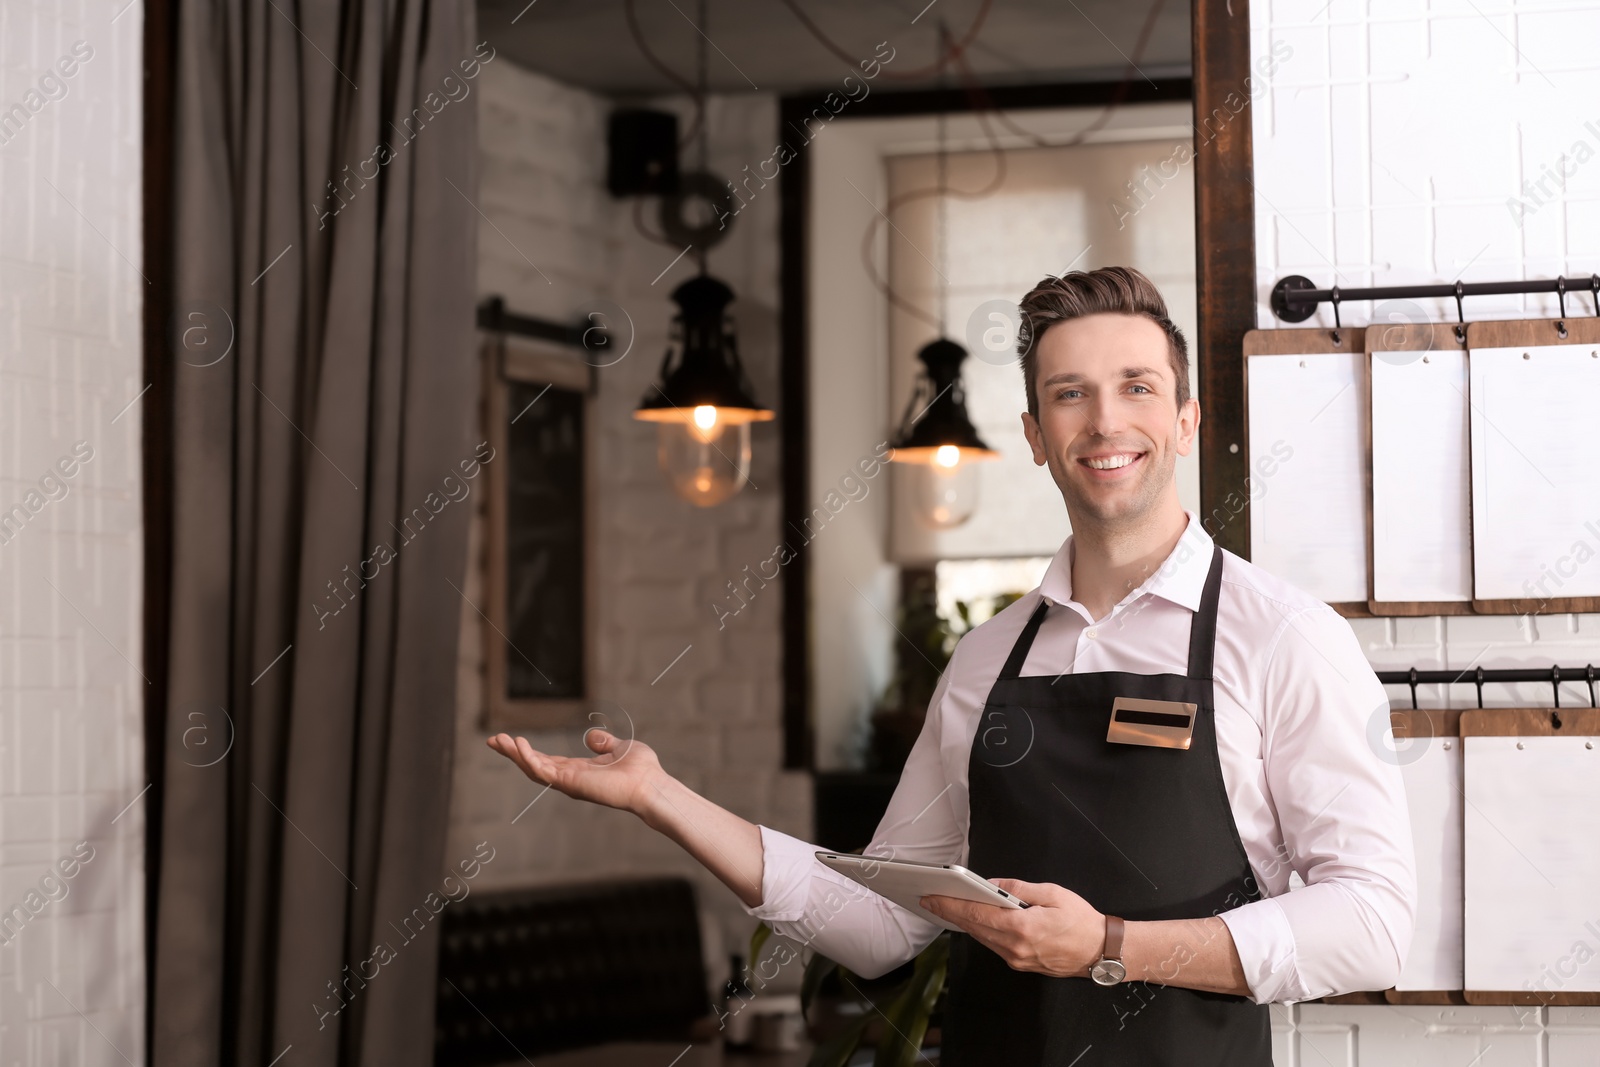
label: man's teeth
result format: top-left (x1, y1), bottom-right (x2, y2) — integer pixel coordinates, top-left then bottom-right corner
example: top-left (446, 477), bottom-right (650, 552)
top-left (1084, 453), bottom-right (1139, 470)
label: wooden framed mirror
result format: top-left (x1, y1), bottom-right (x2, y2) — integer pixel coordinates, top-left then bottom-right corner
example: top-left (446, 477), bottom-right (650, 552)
top-left (482, 334), bottom-right (598, 730)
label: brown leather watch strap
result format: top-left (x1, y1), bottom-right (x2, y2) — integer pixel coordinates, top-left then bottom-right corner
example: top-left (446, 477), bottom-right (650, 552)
top-left (1103, 914), bottom-right (1125, 961)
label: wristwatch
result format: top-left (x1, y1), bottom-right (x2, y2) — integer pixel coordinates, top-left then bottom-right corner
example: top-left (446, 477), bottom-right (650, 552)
top-left (1090, 914), bottom-right (1127, 986)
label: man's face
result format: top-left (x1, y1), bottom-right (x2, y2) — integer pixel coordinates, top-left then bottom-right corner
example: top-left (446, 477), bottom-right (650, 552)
top-left (1020, 313), bottom-right (1198, 529)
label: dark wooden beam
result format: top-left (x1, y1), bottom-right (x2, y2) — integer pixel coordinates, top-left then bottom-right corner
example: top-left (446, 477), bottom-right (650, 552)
top-left (141, 0), bottom-right (175, 1055)
top-left (778, 94), bottom-right (813, 770)
top-left (1192, 0), bottom-right (1258, 558)
top-left (824, 76), bottom-right (1193, 119)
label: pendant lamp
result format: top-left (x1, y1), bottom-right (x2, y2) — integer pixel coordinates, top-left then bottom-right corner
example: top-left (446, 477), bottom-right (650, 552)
top-left (629, 0), bottom-right (773, 507)
top-left (888, 27), bottom-right (997, 529)
top-left (633, 274), bottom-right (773, 507)
top-left (891, 338), bottom-right (998, 528)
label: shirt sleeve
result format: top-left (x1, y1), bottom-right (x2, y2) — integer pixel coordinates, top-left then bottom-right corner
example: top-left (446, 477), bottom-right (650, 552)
top-left (1218, 603), bottom-right (1419, 1005)
top-left (744, 658), bottom-right (966, 979)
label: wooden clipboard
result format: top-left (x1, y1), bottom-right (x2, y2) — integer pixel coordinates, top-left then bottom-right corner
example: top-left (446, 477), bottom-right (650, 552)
top-left (1242, 327), bottom-right (1372, 618)
top-left (1464, 318), bottom-right (1600, 615)
top-left (1326, 708), bottom-right (1466, 1006)
top-left (1364, 323), bottom-right (1476, 616)
top-left (1457, 705), bottom-right (1600, 1006)
top-left (1384, 707), bottom-right (1468, 1005)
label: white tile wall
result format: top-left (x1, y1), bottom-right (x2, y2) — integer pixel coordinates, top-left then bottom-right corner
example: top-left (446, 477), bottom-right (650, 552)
top-left (446, 60), bottom-right (810, 975)
top-left (1251, 1), bottom-right (1600, 1060)
top-left (1253, 0), bottom-right (1600, 326)
top-left (0, 1), bottom-right (145, 1064)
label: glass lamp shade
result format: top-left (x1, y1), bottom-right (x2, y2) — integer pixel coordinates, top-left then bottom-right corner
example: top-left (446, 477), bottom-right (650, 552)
top-left (634, 274), bottom-right (773, 506)
top-left (653, 404), bottom-right (753, 507)
top-left (903, 444), bottom-right (983, 528)
top-left (889, 339), bottom-right (998, 529)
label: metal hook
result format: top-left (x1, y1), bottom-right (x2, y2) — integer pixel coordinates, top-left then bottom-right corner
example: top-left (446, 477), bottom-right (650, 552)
top-left (1591, 274), bottom-right (1600, 317)
top-left (1330, 287), bottom-right (1343, 347)
top-left (1586, 664), bottom-right (1596, 709)
top-left (1454, 281), bottom-right (1467, 344)
top-left (1408, 667), bottom-right (1419, 711)
top-left (1556, 276), bottom-right (1569, 339)
top-left (1474, 665), bottom-right (1485, 709)
top-left (1551, 664), bottom-right (1562, 708)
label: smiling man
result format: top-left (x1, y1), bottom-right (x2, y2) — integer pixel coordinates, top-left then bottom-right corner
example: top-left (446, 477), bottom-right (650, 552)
top-left (487, 266), bottom-right (1417, 1066)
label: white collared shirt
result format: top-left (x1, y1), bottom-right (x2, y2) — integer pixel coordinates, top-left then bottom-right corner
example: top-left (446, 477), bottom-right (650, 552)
top-left (748, 508), bottom-right (1418, 1004)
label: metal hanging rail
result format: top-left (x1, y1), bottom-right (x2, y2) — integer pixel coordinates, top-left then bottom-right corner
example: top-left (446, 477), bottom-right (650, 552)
top-left (1270, 272), bottom-right (1600, 327)
top-left (1378, 664), bottom-right (1600, 711)
top-left (477, 295), bottom-right (594, 347)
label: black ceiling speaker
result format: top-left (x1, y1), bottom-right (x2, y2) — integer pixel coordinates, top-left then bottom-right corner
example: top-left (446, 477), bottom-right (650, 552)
top-left (607, 109), bottom-right (679, 197)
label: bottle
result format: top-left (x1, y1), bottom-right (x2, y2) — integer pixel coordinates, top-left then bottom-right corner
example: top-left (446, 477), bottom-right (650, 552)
top-left (721, 953), bottom-right (756, 1047)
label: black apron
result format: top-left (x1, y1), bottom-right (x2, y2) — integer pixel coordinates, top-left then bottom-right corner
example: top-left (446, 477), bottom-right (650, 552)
top-left (941, 544), bottom-right (1273, 1067)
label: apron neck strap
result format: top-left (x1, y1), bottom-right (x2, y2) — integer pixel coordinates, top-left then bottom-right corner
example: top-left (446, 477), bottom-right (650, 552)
top-left (997, 598), bottom-right (1052, 681)
top-left (1186, 544), bottom-right (1225, 682)
top-left (995, 543), bottom-right (1227, 683)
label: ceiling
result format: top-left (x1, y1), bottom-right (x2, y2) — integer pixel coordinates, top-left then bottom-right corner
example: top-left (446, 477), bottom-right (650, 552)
top-left (477, 0), bottom-right (1191, 98)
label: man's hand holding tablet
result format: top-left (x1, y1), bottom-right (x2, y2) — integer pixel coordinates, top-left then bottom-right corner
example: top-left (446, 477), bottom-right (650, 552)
top-left (921, 877), bottom-right (1108, 980)
top-left (813, 852), bottom-right (1031, 930)
top-left (815, 852), bottom-right (1107, 979)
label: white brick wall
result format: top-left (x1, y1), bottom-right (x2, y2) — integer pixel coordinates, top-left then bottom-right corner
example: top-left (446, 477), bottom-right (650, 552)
top-left (0, 1), bottom-right (145, 1064)
top-left (446, 60), bottom-right (810, 973)
top-left (1251, 1), bottom-right (1600, 1059)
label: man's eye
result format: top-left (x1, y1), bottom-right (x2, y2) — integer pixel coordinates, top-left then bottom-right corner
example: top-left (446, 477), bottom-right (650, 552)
top-left (1130, 384), bottom-right (1151, 394)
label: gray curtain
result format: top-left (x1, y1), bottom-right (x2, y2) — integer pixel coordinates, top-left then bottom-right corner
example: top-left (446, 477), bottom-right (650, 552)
top-left (152, 2), bottom-right (478, 1065)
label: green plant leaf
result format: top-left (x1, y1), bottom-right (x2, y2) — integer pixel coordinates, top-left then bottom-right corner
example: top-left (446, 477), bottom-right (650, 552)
top-left (807, 1011), bottom-right (872, 1067)
top-left (872, 936), bottom-right (951, 1067)
top-left (749, 922), bottom-right (773, 968)
top-left (800, 949), bottom-right (839, 1018)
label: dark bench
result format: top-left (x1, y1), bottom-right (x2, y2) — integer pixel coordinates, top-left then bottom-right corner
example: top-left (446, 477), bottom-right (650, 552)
top-left (434, 877), bottom-right (715, 1066)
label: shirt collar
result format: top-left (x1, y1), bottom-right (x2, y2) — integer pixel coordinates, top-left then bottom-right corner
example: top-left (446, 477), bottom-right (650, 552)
top-left (1038, 508), bottom-right (1215, 615)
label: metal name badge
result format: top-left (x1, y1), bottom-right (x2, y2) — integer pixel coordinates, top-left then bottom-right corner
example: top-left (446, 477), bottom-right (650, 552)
top-left (1106, 697), bottom-right (1197, 749)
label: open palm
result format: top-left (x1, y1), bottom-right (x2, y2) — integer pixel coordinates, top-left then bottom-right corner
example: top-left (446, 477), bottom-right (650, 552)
top-left (487, 728), bottom-right (663, 815)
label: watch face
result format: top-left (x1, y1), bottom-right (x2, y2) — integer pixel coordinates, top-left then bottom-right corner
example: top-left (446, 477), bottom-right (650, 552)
top-left (1091, 959), bottom-right (1127, 986)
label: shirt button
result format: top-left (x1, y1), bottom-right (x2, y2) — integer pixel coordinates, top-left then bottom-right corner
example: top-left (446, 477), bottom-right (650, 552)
top-left (1086, 628), bottom-right (1098, 639)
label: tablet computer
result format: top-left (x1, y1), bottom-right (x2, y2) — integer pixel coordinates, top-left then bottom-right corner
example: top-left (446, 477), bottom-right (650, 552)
top-left (815, 852), bottom-right (1030, 932)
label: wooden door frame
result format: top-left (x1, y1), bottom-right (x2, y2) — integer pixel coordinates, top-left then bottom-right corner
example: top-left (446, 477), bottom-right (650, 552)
top-left (1191, 0), bottom-right (1259, 558)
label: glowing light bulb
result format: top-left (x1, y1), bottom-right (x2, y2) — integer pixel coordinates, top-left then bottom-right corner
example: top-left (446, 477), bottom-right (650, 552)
top-left (655, 417), bottom-right (752, 507)
top-left (901, 450), bottom-right (983, 529)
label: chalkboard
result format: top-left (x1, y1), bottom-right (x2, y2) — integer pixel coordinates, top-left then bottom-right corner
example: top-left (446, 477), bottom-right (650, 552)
top-left (503, 381), bottom-right (585, 700)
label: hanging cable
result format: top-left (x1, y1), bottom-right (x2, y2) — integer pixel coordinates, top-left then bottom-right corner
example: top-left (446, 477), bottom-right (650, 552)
top-left (975, 0), bottom-right (1169, 150)
top-left (854, 0), bottom-right (1168, 325)
top-left (624, 0), bottom-right (705, 150)
top-left (632, 196), bottom-right (678, 248)
top-left (774, 0), bottom-right (995, 81)
top-left (856, 20), bottom-right (1006, 331)
top-left (694, 0), bottom-right (710, 272)
top-left (935, 23), bottom-right (951, 338)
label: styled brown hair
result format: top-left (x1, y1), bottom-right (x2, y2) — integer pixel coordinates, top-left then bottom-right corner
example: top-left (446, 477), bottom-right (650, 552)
top-left (1015, 266), bottom-right (1190, 419)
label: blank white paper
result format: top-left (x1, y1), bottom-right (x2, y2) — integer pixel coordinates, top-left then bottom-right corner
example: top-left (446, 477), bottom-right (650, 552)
top-left (1463, 735), bottom-right (1600, 993)
top-left (1247, 351), bottom-right (1367, 602)
top-left (1370, 349), bottom-right (1472, 602)
top-left (1395, 734), bottom-right (1464, 991)
top-left (1469, 344), bottom-right (1600, 601)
